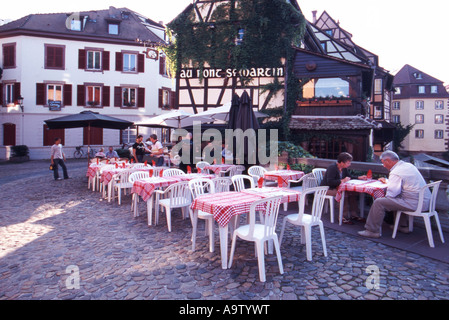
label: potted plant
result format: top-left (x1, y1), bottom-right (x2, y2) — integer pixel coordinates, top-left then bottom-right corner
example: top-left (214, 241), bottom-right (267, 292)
top-left (10, 145), bottom-right (30, 163)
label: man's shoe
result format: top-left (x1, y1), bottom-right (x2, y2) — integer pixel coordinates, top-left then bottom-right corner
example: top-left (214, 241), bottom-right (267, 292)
top-left (390, 225), bottom-right (410, 234)
top-left (55, 178), bottom-right (63, 181)
top-left (358, 230), bottom-right (381, 239)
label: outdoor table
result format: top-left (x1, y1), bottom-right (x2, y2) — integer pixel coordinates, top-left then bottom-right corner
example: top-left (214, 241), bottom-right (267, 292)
top-left (203, 164), bottom-right (236, 175)
top-left (132, 173), bottom-right (215, 225)
top-left (264, 170), bottom-right (304, 187)
top-left (190, 189), bottom-right (302, 269)
top-left (335, 179), bottom-right (388, 225)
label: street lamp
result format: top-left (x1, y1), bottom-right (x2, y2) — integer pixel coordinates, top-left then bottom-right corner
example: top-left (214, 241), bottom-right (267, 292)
top-left (17, 95), bottom-right (24, 112)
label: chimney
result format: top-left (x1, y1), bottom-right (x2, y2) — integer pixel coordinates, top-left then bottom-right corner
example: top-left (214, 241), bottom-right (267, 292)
top-left (312, 10), bottom-right (317, 24)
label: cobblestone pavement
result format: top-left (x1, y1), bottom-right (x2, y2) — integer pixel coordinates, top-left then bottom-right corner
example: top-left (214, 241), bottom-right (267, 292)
top-left (0, 159), bottom-right (448, 301)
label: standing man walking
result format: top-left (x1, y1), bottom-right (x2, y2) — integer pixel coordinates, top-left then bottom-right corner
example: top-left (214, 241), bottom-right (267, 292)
top-left (50, 137), bottom-right (69, 180)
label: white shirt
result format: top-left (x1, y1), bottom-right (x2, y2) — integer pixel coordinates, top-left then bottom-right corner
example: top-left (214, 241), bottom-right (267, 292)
top-left (151, 141), bottom-right (163, 154)
top-left (51, 144), bottom-right (64, 159)
top-left (387, 160), bottom-right (428, 199)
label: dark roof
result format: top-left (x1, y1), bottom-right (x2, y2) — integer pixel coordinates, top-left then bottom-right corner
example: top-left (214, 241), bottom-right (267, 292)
top-left (393, 64), bottom-right (445, 85)
top-left (0, 7), bottom-right (165, 45)
top-left (289, 115), bottom-right (378, 131)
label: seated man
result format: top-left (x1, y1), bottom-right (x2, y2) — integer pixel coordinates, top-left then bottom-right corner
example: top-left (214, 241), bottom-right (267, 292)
top-left (358, 151), bottom-right (430, 238)
top-left (147, 134), bottom-right (165, 166)
top-left (105, 146), bottom-right (119, 159)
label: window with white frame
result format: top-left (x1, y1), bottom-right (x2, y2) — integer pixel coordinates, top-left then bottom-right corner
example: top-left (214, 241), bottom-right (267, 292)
top-left (415, 100), bottom-right (424, 110)
top-left (394, 87), bottom-right (401, 95)
top-left (374, 79), bottom-right (383, 95)
top-left (87, 50), bottom-right (102, 70)
top-left (435, 100), bottom-right (444, 110)
top-left (123, 53), bottom-right (137, 72)
top-left (415, 130), bottom-right (424, 139)
top-left (108, 23), bottom-right (119, 35)
top-left (392, 115), bottom-right (400, 123)
top-left (435, 130), bottom-right (444, 139)
top-left (431, 86), bottom-right (438, 94)
top-left (374, 106), bottom-right (382, 119)
top-left (435, 114), bottom-right (444, 124)
top-left (122, 87), bottom-right (136, 107)
top-left (392, 101), bottom-right (400, 110)
top-left (415, 114), bottom-right (424, 124)
top-left (418, 86), bottom-right (425, 94)
top-left (4, 83), bottom-right (15, 105)
top-left (47, 84), bottom-right (62, 104)
top-left (86, 86), bottom-right (101, 106)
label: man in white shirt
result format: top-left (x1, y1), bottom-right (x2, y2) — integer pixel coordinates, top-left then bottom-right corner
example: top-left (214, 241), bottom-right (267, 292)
top-left (148, 134), bottom-right (164, 166)
top-left (50, 137), bottom-right (69, 180)
top-left (358, 151), bottom-right (430, 238)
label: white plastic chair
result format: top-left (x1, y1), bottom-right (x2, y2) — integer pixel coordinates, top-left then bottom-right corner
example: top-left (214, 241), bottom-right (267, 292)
top-left (219, 166), bottom-right (237, 177)
top-left (188, 178), bottom-right (216, 252)
top-left (312, 168), bottom-right (335, 223)
top-left (99, 164), bottom-right (117, 197)
top-left (228, 196), bottom-right (284, 282)
top-left (88, 162), bottom-right (106, 191)
top-left (132, 163), bottom-right (149, 169)
top-left (162, 168), bottom-right (185, 177)
top-left (212, 177), bottom-right (232, 193)
top-left (235, 165), bottom-right (246, 175)
top-left (248, 165), bottom-right (277, 187)
top-left (279, 186), bottom-right (329, 261)
top-left (196, 161), bottom-right (211, 174)
top-left (287, 172), bottom-right (318, 212)
top-left (129, 171), bottom-right (151, 217)
top-left (154, 181), bottom-right (191, 232)
top-left (231, 174), bottom-right (255, 192)
top-left (113, 169), bottom-right (134, 205)
top-left (392, 180), bottom-right (445, 248)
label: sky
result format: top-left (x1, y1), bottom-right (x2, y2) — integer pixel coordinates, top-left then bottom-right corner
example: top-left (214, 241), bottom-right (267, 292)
top-left (2, 0), bottom-right (448, 85)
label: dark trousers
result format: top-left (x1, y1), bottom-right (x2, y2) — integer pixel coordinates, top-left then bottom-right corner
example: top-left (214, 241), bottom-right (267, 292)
top-left (53, 158), bottom-right (69, 180)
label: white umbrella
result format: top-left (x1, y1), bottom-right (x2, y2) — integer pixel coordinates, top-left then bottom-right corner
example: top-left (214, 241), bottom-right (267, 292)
top-left (190, 102), bottom-right (268, 122)
top-left (134, 110), bottom-right (213, 128)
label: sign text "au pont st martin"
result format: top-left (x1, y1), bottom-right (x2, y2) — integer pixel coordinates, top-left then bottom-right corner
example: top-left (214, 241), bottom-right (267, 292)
top-left (179, 67), bottom-right (285, 79)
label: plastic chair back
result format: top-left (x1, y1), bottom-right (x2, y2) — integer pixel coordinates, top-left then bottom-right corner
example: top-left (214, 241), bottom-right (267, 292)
top-left (248, 196), bottom-right (283, 239)
top-left (297, 186), bottom-right (329, 223)
top-left (129, 171), bottom-right (150, 183)
top-left (165, 181), bottom-right (191, 207)
top-left (212, 177), bottom-right (232, 193)
top-left (248, 166), bottom-right (267, 179)
top-left (231, 174), bottom-right (255, 192)
top-left (312, 168), bottom-right (326, 185)
top-left (162, 168), bottom-right (185, 177)
top-left (189, 178), bottom-right (215, 199)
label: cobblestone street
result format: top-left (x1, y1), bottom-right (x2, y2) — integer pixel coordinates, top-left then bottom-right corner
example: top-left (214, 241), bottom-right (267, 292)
top-left (1, 159), bottom-right (448, 301)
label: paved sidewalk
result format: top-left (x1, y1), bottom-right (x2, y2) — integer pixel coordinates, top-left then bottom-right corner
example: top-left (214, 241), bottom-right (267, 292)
top-left (0, 160), bottom-right (448, 300)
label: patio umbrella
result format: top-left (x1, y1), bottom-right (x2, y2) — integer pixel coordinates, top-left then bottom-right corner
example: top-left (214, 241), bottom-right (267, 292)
top-left (45, 111), bottom-right (133, 162)
top-left (134, 110), bottom-right (213, 129)
top-left (190, 101), bottom-right (267, 123)
top-left (226, 93), bottom-right (241, 129)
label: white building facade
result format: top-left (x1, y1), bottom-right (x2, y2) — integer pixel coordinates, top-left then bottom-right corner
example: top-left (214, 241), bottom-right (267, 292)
top-left (0, 7), bottom-right (175, 159)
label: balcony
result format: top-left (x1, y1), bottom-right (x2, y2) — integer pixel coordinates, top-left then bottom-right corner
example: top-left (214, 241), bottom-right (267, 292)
top-left (294, 98), bottom-right (366, 116)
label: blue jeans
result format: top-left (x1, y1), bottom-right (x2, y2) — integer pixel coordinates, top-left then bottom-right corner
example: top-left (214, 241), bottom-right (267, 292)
top-left (53, 158), bottom-right (69, 180)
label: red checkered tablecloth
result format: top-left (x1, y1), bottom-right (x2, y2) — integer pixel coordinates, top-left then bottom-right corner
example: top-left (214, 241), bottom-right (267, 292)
top-left (190, 191), bottom-right (267, 228)
top-left (86, 164), bottom-right (103, 179)
top-left (204, 164), bottom-right (235, 175)
top-left (241, 187), bottom-right (301, 204)
top-left (335, 180), bottom-right (388, 202)
top-left (264, 170), bottom-right (304, 187)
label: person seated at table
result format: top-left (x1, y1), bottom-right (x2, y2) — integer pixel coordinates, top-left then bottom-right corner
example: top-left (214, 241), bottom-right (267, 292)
top-left (148, 134), bottom-right (165, 166)
top-left (358, 151), bottom-right (430, 239)
top-left (105, 146), bottom-right (119, 159)
top-left (320, 152), bottom-right (367, 224)
top-left (95, 148), bottom-right (106, 158)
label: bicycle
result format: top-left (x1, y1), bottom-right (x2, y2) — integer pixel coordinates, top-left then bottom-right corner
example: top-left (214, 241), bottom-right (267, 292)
top-left (74, 146), bottom-right (96, 158)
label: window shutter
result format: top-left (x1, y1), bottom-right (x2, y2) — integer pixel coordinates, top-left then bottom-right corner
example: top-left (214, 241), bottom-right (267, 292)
top-left (159, 56), bottom-right (166, 75)
top-left (103, 86), bottom-right (110, 107)
top-left (138, 54), bottom-right (145, 73)
top-left (77, 85), bottom-right (85, 106)
top-left (115, 52), bottom-right (123, 72)
top-left (78, 49), bottom-right (86, 69)
top-left (114, 86), bottom-right (122, 107)
top-left (63, 84), bottom-right (72, 106)
top-left (13, 82), bottom-right (21, 104)
top-left (36, 83), bottom-right (45, 105)
top-left (170, 91), bottom-right (177, 109)
top-left (137, 88), bottom-right (145, 108)
top-left (158, 88), bottom-right (163, 108)
top-left (102, 51), bottom-right (110, 71)
top-left (0, 84), bottom-right (3, 105)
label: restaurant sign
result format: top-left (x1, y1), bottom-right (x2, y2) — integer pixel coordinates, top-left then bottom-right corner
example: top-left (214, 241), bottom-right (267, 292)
top-left (179, 67), bottom-right (284, 79)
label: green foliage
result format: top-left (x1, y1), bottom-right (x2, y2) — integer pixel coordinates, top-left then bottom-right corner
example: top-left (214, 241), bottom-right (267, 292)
top-left (277, 141), bottom-right (313, 158)
top-left (11, 145), bottom-right (29, 157)
top-left (393, 123), bottom-right (414, 152)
